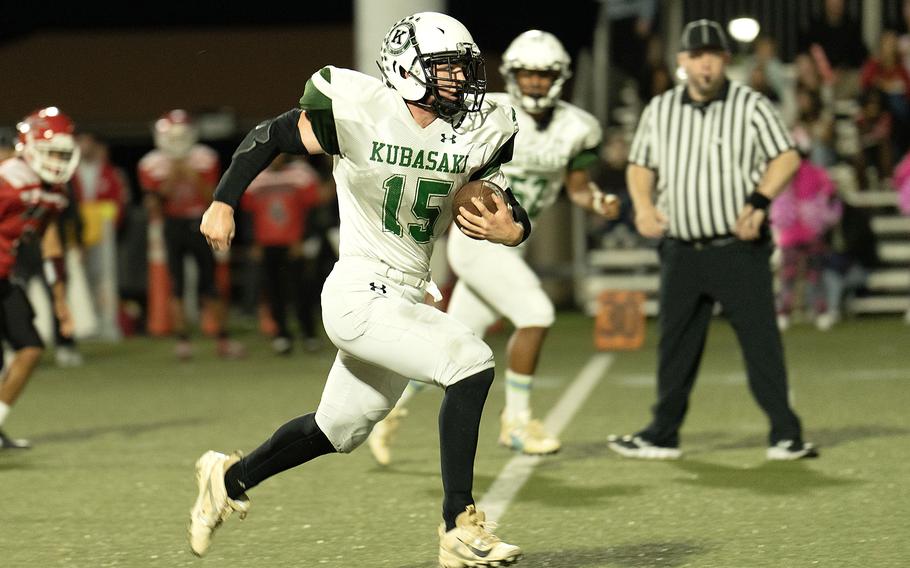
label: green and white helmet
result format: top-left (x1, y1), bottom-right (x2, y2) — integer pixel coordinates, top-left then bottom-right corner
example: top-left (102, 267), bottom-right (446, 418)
top-left (377, 12), bottom-right (486, 126)
top-left (501, 30), bottom-right (572, 114)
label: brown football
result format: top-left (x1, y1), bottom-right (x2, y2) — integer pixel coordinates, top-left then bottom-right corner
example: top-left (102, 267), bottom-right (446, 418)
top-left (452, 180), bottom-right (506, 239)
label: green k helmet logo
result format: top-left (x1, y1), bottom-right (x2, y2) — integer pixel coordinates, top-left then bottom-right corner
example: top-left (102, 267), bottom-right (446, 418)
top-left (386, 23), bottom-right (412, 55)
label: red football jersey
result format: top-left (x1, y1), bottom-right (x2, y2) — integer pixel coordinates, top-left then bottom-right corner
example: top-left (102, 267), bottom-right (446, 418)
top-left (242, 161), bottom-right (321, 246)
top-left (0, 158), bottom-right (69, 278)
top-left (138, 145), bottom-right (220, 219)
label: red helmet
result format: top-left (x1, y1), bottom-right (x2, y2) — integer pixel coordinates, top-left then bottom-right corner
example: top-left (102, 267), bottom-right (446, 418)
top-left (16, 107), bottom-right (80, 185)
top-left (153, 109), bottom-right (198, 158)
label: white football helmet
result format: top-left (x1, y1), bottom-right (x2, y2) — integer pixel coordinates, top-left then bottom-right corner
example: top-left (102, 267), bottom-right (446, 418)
top-left (153, 109), bottom-right (198, 159)
top-left (377, 12), bottom-right (486, 126)
top-left (501, 30), bottom-right (572, 114)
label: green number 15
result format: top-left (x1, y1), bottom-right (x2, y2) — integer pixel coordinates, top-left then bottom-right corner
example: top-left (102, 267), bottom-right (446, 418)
top-left (382, 174), bottom-right (453, 244)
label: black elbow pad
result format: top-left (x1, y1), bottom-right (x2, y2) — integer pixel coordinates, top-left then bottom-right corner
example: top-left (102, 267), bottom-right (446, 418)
top-left (213, 109), bottom-right (308, 208)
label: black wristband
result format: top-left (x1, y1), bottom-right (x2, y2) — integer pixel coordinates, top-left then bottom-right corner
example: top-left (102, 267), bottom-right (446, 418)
top-left (504, 187), bottom-right (532, 245)
top-left (747, 192), bottom-right (771, 210)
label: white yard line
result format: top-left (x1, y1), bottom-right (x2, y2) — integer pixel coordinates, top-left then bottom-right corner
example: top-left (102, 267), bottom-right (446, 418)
top-left (477, 354), bottom-right (615, 523)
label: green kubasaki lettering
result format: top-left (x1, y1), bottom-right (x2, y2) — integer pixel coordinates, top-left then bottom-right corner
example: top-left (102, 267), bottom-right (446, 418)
top-left (369, 140), bottom-right (467, 173)
top-left (370, 141), bottom-right (385, 163)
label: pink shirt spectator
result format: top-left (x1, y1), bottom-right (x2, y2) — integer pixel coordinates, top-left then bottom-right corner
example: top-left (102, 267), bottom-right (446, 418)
top-left (771, 160), bottom-right (842, 247)
top-left (895, 152), bottom-right (910, 215)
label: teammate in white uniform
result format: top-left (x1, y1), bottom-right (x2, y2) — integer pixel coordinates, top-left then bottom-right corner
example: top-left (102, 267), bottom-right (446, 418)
top-left (369, 31), bottom-right (619, 461)
top-left (187, 13), bottom-right (529, 568)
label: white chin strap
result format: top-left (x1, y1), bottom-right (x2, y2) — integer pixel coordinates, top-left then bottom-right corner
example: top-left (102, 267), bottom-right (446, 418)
top-left (520, 94), bottom-right (552, 114)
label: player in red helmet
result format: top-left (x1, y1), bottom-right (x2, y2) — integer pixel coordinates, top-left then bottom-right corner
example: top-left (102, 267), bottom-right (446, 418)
top-left (0, 107), bottom-right (77, 449)
top-left (139, 110), bottom-right (245, 360)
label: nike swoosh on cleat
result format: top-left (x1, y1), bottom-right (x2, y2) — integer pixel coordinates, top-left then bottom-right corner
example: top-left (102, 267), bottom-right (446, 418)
top-left (457, 538), bottom-right (491, 558)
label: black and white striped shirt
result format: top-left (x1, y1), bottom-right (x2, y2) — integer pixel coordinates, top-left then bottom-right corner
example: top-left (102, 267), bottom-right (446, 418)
top-left (628, 80), bottom-right (794, 241)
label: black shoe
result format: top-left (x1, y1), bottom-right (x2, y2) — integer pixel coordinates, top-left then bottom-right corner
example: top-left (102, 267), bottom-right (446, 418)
top-left (767, 440), bottom-right (819, 460)
top-left (607, 434), bottom-right (681, 460)
top-left (0, 428), bottom-right (32, 450)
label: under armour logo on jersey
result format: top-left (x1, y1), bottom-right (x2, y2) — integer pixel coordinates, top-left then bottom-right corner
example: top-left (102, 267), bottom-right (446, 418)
top-left (369, 282), bottom-right (387, 294)
top-left (441, 133), bottom-right (457, 144)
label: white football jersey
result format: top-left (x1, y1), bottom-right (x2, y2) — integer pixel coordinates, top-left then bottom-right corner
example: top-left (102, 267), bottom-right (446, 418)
top-left (486, 92), bottom-right (601, 220)
top-left (300, 67), bottom-right (518, 276)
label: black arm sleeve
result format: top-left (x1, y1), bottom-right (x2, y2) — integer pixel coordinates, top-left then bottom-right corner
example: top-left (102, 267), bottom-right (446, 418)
top-left (504, 188), bottom-right (531, 245)
top-left (213, 109), bottom-right (308, 208)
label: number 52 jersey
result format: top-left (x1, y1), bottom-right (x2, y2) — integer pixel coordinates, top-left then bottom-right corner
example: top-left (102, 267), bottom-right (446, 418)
top-left (485, 92), bottom-right (601, 221)
top-left (299, 66), bottom-right (518, 277)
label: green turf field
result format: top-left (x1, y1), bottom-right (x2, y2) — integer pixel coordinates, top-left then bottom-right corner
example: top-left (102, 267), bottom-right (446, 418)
top-left (1, 313), bottom-right (908, 567)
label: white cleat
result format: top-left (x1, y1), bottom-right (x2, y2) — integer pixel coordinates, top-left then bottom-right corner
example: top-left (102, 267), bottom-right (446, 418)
top-left (438, 505), bottom-right (523, 568)
top-left (499, 412), bottom-right (560, 455)
top-left (188, 450), bottom-right (250, 556)
top-left (367, 407), bottom-right (408, 466)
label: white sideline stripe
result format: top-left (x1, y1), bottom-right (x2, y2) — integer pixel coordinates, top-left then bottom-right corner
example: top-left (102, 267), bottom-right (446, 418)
top-left (477, 354), bottom-right (615, 523)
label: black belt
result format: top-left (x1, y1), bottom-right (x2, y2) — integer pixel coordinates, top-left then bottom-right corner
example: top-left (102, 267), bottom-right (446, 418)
top-left (668, 236), bottom-right (738, 250)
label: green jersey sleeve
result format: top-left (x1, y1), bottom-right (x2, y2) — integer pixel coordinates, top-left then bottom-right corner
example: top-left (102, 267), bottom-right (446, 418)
top-left (470, 132), bottom-right (516, 182)
top-left (298, 66), bottom-right (340, 155)
top-left (567, 109), bottom-right (603, 171)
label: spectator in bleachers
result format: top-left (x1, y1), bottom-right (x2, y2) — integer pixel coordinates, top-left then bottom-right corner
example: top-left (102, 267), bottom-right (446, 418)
top-left (748, 36), bottom-right (787, 111)
top-left (750, 64), bottom-right (781, 104)
top-left (800, 0), bottom-right (868, 98)
top-left (896, 150), bottom-right (910, 213)
top-left (752, 36), bottom-right (787, 98)
top-left (854, 88), bottom-right (894, 188)
top-left (793, 52), bottom-right (835, 121)
top-left (636, 36), bottom-right (673, 102)
top-left (241, 154), bottom-right (325, 355)
top-left (823, 202), bottom-right (878, 325)
top-left (771, 152), bottom-right (842, 331)
top-left (861, 29), bottom-right (910, 159)
top-left (72, 132), bottom-right (128, 341)
top-left (792, 86), bottom-right (837, 167)
top-left (591, 130), bottom-right (638, 249)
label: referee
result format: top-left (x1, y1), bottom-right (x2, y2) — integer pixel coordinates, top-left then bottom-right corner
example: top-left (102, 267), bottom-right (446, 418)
top-left (607, 20), bottom-right (818, 461)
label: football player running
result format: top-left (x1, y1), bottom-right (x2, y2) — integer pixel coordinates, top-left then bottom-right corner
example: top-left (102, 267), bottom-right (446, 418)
top-left (188, 13), bottom-right (529, 568)
top-left (0, 107), bottom-right (77, 449)
top-left (369, 30), bottom-right (619, 463)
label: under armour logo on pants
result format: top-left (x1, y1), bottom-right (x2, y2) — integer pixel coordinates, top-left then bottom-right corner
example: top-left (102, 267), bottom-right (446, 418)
top-left (369, 282), bottom-right (387, 294)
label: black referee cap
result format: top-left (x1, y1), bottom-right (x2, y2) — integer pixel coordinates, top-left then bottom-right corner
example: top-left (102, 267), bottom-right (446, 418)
top-left (680, 19), bottom-right (730, 53)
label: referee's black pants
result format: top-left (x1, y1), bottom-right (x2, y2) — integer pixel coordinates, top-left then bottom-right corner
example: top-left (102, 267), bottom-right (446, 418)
top-left (638, 238), bottom-right (804, 447)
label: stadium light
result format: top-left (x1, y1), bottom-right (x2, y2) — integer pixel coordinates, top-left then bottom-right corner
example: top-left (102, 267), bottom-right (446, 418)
top-left (728, 17), bottom-right (760, 43)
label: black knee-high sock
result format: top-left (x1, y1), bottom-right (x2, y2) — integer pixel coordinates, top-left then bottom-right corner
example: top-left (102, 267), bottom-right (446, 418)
top-left (439, 368), bottom-right (495, 530)
top-left (224, 412), bottom-right (336, 499)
